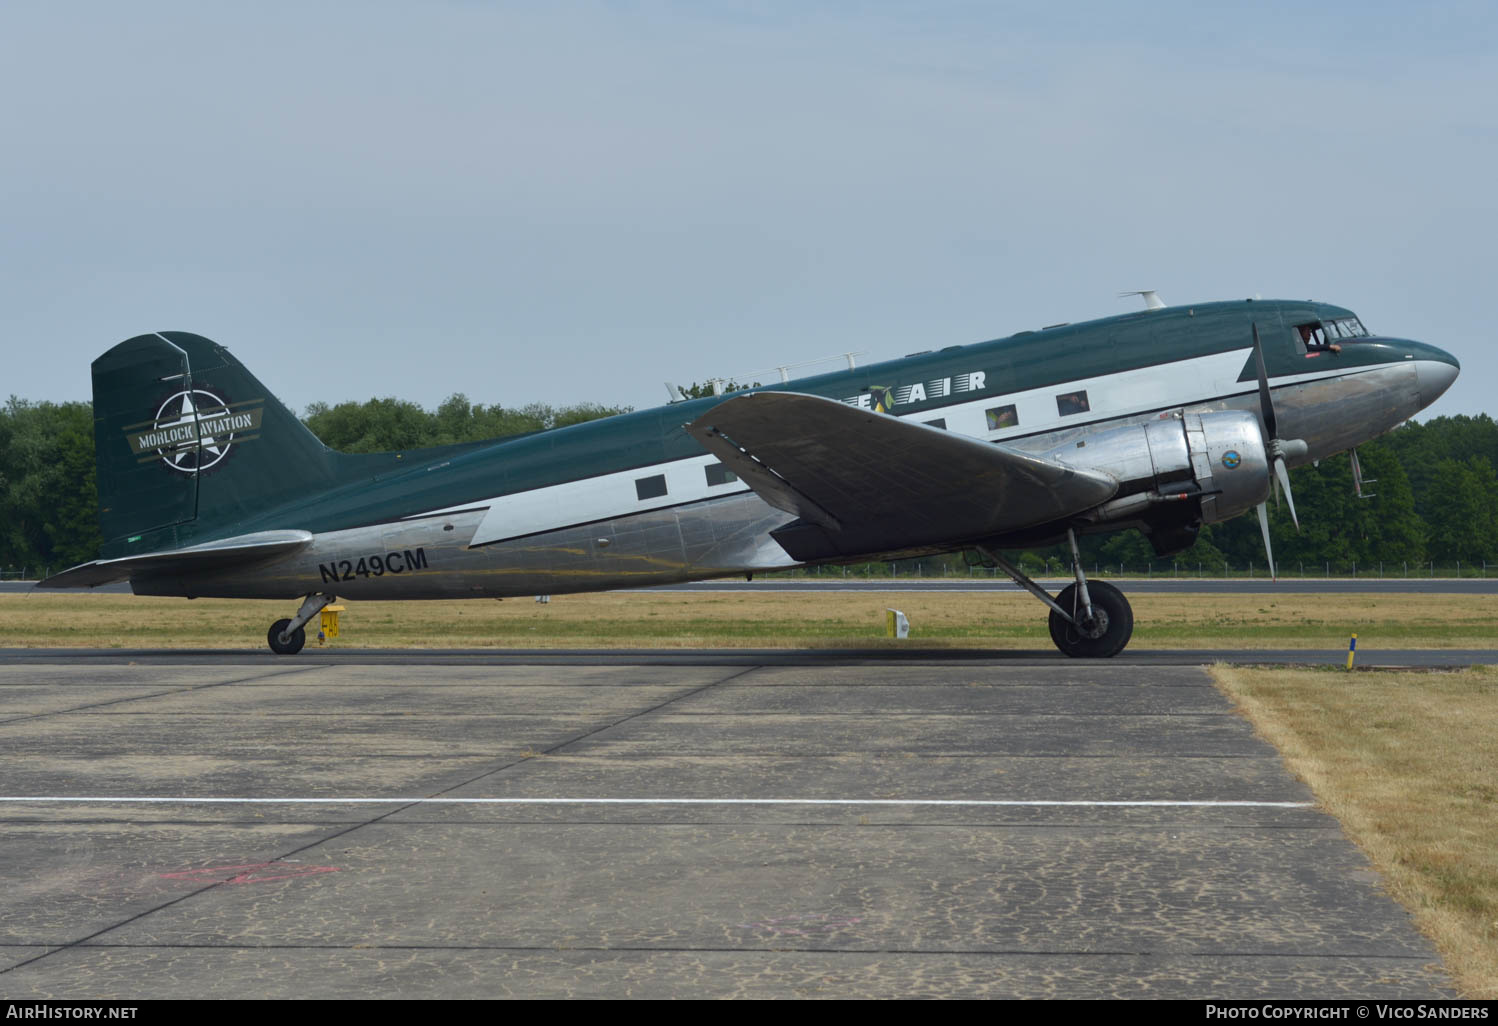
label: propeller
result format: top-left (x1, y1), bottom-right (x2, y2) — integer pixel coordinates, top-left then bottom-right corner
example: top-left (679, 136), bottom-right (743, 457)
top-left (1250, 323), bottom-right (1310, 579)
top-left (1257, 502), bottom-right (1276, 581)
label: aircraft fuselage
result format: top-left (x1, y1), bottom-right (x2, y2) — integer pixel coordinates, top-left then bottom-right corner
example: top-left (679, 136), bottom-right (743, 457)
top-left (126, 298), bottom-right (1459, 600)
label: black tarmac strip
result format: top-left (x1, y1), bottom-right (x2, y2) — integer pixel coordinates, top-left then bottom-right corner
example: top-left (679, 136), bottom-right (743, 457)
top-left (0, 647), bottom-right (1492, 668)
top-left (0, 652), bottom-right (1464, 998)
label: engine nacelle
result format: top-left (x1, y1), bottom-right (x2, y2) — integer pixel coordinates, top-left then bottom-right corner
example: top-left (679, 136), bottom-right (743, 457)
top-left (1044, 410), bottom-right (1272, 528)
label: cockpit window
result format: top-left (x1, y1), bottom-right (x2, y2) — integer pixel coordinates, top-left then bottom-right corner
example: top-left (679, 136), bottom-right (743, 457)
top-left (1328, 317), bottom-right (1368, 339)
top-left (1294, 322), bottom-right (1329, 350)
top-left (1293, 320), bottom-right (1347, 356)
top-left (1296, 316), bottom-right (1368, 354)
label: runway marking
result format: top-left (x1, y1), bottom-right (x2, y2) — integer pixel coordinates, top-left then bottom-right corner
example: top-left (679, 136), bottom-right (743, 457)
top-left (0, 796), bottom-right (1314, 808)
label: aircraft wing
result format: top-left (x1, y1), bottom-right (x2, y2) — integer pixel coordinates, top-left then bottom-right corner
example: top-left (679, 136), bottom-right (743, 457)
top-left (35, 530), bottom-right (313, 589)
top-left (685, 392), bottom-right (1118, 559)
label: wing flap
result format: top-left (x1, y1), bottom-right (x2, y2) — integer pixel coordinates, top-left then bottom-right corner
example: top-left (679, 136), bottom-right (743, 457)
top-left (689, 422), bottom-right (843, 530)
top-left (686, 392), bottom-right (1117, 554)
top-left (36, 530), bottom-right (313, 589)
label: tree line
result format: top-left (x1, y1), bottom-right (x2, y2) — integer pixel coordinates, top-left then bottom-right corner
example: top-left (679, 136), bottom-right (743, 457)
top-left (2, 392), bottom-right (1495, 577)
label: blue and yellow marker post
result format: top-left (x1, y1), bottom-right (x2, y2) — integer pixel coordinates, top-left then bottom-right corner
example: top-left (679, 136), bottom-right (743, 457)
top-left (1346, 633), bottom-right (1357, 670)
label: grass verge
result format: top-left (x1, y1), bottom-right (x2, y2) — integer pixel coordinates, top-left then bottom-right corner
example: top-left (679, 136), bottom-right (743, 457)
top-left (1213, 664), bottom-right (1498, 998)
top-left (2, 591), bottom-right (1495, 650)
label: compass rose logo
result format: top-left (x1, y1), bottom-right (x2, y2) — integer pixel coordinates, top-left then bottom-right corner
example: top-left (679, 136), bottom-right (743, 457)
top-left (126, 389), bottom-right (264, 474)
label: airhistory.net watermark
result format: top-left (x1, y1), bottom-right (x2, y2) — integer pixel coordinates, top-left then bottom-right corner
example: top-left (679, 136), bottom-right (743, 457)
top-left (5, 1008), bottom-right (137, 1020)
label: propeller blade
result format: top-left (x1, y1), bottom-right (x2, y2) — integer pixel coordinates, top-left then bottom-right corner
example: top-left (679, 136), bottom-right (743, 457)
top-left (1253, 322), bottom-right (1299, 538)
top-left (1251, 322), bottom-right (1279, 441)
top-left (1256, 502), bottom-right (1277, 581)
top-left (1273, 456), bottom-right (1299, 531)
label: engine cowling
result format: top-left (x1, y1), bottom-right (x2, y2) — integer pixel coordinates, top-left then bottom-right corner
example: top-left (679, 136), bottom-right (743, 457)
top-left (1044, 410), bottom-right (1272, 528)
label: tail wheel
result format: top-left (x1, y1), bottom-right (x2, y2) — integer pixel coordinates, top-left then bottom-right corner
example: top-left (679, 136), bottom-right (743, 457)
top-left (267, 618), bottom-right (306, 655)
top-left (1048, 580), bottom-right (1133, 658)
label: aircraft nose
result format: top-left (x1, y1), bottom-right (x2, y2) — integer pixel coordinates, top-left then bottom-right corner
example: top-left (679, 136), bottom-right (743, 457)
top-left (1417, 350), bottom-right (1460, 407)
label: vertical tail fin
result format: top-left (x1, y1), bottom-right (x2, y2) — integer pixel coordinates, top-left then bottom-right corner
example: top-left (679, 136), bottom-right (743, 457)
top-left (94, 332), bottom-right (338, 558)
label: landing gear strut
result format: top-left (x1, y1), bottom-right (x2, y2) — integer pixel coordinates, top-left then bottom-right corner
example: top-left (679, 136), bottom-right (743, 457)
top-left (267, 593), bottom-right (336, 655)
top-left (979, 530), bottom-right (1134, 658)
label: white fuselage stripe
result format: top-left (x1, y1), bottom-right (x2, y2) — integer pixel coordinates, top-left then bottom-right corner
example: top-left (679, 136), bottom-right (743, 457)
top-left (416, 351), bottom-right (1384, 548)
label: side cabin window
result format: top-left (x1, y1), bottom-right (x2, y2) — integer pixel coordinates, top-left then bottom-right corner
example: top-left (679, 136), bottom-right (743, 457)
top-left (635, 474), bottom-right (668, 500)
top-left (985, 405), bottom-right (1018, 430)
top-left (1055, 391), bottom-right (1089, 417)
top-left (704, 463), bottom-right (737, 487)
top-left (923, 418), bottom-right (947, 430)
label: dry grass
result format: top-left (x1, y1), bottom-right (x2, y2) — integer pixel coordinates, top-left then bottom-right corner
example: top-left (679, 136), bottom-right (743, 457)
top-left (2, 590), bottom-right (1495, 650)
top-left (1213, 664), bottom-right (1498, 998)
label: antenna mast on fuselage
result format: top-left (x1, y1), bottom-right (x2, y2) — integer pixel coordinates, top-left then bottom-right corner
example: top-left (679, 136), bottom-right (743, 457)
top-left (1118, 290), bottom-right (1166, 311)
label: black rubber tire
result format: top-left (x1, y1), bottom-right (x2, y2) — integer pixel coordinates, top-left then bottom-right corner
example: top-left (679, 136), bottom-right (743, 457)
top-left (1047, 580), bottom-right (1133, 658)
top-left (267, 618), bottom-right (306, 655)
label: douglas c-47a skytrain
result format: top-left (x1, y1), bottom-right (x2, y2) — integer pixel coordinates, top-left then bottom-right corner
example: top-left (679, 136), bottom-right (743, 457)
top-left (40, 296), bottom-right (1459, 657)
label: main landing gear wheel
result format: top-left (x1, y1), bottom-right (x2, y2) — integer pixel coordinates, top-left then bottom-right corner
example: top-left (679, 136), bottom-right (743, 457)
top-left (267, 618), bottom-right (306, 655)
top-left (265, 593), bottom-right (335, 655)
top-left (1048, 580), bottom-right (1133, 659)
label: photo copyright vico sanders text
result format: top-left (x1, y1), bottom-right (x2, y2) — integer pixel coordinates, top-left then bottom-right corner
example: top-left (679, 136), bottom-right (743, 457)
top-left (1207, 1009), bottom-right (1487, 1020)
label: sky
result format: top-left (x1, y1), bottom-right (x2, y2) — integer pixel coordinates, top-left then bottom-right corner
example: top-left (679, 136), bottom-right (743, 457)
top-left (3, 0), bottom-right (1494, 420)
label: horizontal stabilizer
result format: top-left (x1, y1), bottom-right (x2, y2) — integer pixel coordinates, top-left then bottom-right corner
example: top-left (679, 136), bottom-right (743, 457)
top-left (686, 392), bottom-right (1117, 557)
top-left (36, 530), bottom-right (313, 589)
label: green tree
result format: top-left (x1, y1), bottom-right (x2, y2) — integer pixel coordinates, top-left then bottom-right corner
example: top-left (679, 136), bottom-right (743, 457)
top-left (1169, 525), bottom-right (1230, 573)
top-left (0, 398), bottom-right (102, 573)
top-left (1097, 530), bottom-right (1155, 570)
top-left (302, 395), bottom-right (632, 452)
top-left (678, 380), bottom-right (761, 399)
top-left (1422, 457), bottom-right (1498, 563)
top-left (301, 397), bottom-right (439, 452)
top-left (1385, 415), bottom-right (1498, 521)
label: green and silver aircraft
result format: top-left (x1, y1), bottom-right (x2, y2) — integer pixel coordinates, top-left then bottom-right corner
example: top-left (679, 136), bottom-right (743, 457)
top-left (39, 297), bottom-right (1459, 657)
